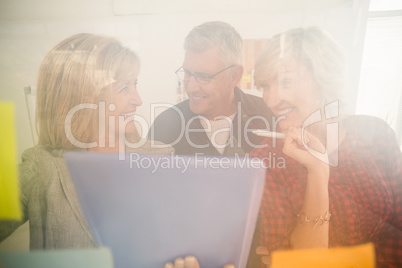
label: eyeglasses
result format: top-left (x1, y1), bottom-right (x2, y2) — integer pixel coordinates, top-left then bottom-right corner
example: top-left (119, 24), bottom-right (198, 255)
top-left (175, 64), bottom-right (236, 84)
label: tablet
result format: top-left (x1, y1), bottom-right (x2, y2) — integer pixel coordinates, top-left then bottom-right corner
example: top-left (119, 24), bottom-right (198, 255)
top-left (64, 152), bottom-right (266, 268)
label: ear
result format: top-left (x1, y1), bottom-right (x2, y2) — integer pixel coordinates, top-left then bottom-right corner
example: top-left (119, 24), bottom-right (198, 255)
top-left (230, 65), bottom-right (244, 87)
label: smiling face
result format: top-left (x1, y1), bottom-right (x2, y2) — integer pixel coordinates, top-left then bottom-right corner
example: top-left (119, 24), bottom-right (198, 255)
top-left (259, 59), bottom-right (323, 132)
top-left (98, 68), bottom-right (142, 147)
top-left (109, 75), bottom-right (142, 136)
top-left (182, 45), bottom-right (242, 120)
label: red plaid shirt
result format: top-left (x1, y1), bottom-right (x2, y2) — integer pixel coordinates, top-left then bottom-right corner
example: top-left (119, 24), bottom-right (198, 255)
top-left (250, 115), bottom-right (402, 268)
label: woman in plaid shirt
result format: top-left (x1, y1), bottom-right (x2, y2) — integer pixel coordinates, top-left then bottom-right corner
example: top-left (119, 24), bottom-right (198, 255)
top-left (250, 26), bottom-right (401, 267)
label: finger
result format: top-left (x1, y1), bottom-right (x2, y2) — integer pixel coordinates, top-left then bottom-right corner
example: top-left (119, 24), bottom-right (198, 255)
top-left (283, 127), bottom-right (304, 154)
top-left (174, 257), bottom-right (185, 268)
top-left (283, 127), bottom-right (302, 147)
top-left (284, 127), bottom-right (324, 154)
top-left (165, 262), bottom-right (174, 268)
top-left (223, 264), bottom-right (235, 268)
top-left (301, 129), bottom-right (325, 151)
top-left (184, 256), bottom-right (199, 268)
top-left (256, 246), bottom-right (269, 255)
top-left (262, 255), bottom-right (270, 266)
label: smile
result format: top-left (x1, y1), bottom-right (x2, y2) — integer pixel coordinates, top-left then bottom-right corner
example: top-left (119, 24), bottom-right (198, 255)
top-left (121, 111), bottom-right (136, 118)
top-left (276, 108), bottom-right (294, 116)
top-left (191, 95), bottom-right (206, 100)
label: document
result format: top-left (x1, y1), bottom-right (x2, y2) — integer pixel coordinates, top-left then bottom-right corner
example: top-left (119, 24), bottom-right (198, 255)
top-left (65, 152), bottom-right (266, 268)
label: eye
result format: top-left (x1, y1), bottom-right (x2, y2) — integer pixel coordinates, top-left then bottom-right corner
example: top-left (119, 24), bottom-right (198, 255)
top-left (118, 83), bottom-right (131, 93)
top-left (195, 73), bottom-right (210, 83)
top-left (280, 78), bottom-right (292, 88)
top-left (258, 82), bottom-right (270, 92)
top-left (119, 86), bottom-right (128, 93)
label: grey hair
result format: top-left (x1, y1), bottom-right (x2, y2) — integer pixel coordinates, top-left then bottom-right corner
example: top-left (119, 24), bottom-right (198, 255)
top-left (254, 26), bottom-right (346, 107)
top-left (184, 21), bottom-right (243, 65)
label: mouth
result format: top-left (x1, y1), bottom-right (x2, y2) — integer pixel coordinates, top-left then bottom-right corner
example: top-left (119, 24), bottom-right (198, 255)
top-left (190, 93), bottom-right (207, 100)
top-left (275, 107), bottom-right (294, 117)
top-left (121, 110), bottom-right (136, 119)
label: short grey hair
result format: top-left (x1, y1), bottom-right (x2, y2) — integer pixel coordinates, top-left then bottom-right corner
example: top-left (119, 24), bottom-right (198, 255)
top-left (254, 26), bottom-right (346, 107)
top-left (184, 21), bottom-right (243, 65)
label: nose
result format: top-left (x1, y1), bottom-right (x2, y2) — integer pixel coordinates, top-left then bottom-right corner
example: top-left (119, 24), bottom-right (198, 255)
top-left (262, 84), bottom-right (282, 109)
top-left (131, 88), bottom-right (143, 106)
top-left (184, 76), bottom-right (201, 94)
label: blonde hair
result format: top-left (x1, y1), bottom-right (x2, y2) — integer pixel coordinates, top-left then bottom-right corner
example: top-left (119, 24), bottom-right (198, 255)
top-left (36, 33), bottom-right (140, 149)
top-left (184, 21), bottom-right (243, 65)
top-left (254, 26), bottom-right (346, 106)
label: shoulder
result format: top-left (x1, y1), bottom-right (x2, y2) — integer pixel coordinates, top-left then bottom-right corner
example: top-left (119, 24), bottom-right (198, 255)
top-left (21, 145), bottom-right (62, 170)
top-left (19, 145), bottom-right (65, 196)
top-left (153, 100), bottom-right (192, 121)
top-left (342, 115), bottom-right (400, 155)
top-left (344, 115), bottom-right (396, 142)
top-left (148, 100), bottom-right (194, 140)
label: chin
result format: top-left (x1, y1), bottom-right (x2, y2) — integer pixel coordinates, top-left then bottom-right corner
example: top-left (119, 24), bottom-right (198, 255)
top-left (123, 123), bottom-right (138, 135)
top-left (189, 104), bottom-right (206, 117)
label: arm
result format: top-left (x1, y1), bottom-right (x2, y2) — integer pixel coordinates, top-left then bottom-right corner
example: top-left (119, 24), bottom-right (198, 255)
top-left (282, 127), bottom-right (330, 249)
top-left (0, 149), bottom-right (35, 242)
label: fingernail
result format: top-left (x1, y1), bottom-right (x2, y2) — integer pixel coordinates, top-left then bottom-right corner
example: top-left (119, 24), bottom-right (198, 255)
top-left (185, 256), bottom-right (195, 265)
top-left (256, 246), bottom-right (269, 255)
top-left (174, 257), bottom-right (184, 268)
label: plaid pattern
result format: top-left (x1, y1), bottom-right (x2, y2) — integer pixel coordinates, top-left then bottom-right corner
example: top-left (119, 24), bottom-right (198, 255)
top-left (250, 115), bottom-right (402, 268)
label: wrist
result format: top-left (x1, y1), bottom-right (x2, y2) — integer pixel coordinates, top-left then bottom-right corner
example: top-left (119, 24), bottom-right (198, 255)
top-left (307, 164), bottom-right (329, 179)
top-left (297, 211), bottom-right (331, 229)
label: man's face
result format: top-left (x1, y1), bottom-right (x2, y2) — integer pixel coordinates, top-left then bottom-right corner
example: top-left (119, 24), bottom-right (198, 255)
top-left (182, 45), bottom-right (238, 120)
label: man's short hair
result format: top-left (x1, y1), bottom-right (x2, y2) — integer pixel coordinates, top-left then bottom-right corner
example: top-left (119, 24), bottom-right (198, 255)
top-left (184, 21), bottom-right (243, 65)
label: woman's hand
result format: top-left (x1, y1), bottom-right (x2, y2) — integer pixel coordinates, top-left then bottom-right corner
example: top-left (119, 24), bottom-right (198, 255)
top-left (164, 256), bottom-right (234, 268)
top-left (282, 127), bottom-right (330, 249)
top-left (282, 127), bottom-right (329, 176)
top-left (164, 256), bottom-right (199, 268)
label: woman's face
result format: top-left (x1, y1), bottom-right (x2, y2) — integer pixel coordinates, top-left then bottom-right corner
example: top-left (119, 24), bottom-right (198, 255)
top-left (259, 59), bottom-right (323, 132)
top-left (102, 71), bottom-right (143, 143)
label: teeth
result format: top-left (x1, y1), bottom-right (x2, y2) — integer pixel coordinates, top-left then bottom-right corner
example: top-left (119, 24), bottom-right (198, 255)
top-left (192, 96), bottom-right (205, 100)
top-left (121, 112), bottom-right (135, 117)
top-left (277, 108), bottom-right (293, 116)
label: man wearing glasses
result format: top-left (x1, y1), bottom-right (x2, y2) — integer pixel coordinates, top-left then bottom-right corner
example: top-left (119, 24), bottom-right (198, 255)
top-left (149, 21), bottom-right (274, 156)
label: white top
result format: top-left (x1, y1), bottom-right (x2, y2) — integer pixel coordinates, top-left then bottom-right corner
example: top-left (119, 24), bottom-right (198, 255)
top-left (200, 113), bottom-right (236, 155)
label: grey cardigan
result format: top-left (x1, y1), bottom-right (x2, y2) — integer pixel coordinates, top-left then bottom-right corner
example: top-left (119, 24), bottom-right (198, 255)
top-left (0, 141), bottom-right (173, 249)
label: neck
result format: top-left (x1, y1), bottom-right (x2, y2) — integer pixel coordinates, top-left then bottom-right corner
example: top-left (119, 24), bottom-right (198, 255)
top-left (206, 94), bottom-right (237, 120)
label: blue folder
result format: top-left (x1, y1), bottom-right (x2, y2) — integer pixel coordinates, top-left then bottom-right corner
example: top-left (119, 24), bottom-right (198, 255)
top-left (64, 152), bottom-right (266, 268)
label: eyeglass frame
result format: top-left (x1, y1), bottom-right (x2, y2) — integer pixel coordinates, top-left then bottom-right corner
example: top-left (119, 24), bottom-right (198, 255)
top-left (175, 64), bottom-right (236, 84)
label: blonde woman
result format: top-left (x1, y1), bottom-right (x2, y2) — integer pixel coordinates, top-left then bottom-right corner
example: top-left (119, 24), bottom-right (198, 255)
top-left (250, 27), bottom-right (402, 268)
top-left (0, 33), bottom-right (172, 249)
